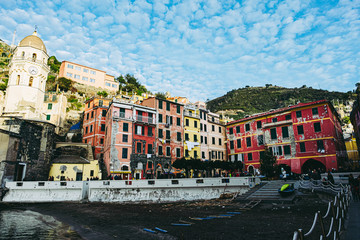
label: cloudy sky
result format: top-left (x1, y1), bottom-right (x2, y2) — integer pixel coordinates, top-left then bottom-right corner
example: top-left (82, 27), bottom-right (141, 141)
top-left (0, 0), bottom-right (359, 101)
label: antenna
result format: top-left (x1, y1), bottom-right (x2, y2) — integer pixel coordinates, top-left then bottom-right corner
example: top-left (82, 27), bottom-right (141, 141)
top-left (11, 30), bottom-right (16, 46)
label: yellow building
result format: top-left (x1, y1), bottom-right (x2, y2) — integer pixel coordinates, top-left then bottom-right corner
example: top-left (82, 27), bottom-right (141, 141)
top-left (49, 143), bottom-right (101, 181)
top-left (345, 136), bottom-right (360, 169)
top-left (184, 104), bottom-right (200, 159)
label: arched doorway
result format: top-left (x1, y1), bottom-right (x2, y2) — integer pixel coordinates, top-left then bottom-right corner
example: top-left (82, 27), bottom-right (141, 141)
top-left (248, 165), bottom-right (255, 175)
top-left (301, 159), bottom-right (326, 174)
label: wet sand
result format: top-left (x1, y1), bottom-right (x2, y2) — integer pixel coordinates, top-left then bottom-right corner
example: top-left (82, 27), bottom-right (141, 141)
top-left (1, 193), bottom-right (330, 240)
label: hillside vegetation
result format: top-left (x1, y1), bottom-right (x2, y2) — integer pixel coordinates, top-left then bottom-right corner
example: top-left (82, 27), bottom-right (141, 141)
top-left (207, 85), bottom-right (356, 119)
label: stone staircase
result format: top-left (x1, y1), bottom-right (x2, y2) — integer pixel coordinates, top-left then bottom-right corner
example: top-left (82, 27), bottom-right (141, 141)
top-left (242, 180), bottom-right (297, 203)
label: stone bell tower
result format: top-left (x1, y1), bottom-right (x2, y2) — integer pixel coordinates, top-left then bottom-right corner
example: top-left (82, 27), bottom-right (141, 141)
top-left (3, 30), bottom-right (49, 120)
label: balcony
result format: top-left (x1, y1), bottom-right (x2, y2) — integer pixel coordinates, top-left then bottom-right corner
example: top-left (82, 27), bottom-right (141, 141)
top-left (135, 115), bottom-right (156, 124)
top-left (184, 110), bottom-right (200, 118)
top-left (208, 117), bottom-right (221, 124)
top-left (113, 112), bottom-right (133, 121)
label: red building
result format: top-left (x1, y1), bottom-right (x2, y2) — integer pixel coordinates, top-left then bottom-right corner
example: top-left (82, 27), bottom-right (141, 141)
top-left (142, 97), bottom-right (185, 165)
top-left (226, 100), bottom-right (347, 174)
top-left (82, 97), bottom-right (111, 160)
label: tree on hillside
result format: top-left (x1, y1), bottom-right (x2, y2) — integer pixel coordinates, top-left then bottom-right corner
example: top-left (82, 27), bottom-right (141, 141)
top-left (58, 77), bottom-right (74, 92)
top-left (0, 78), bottom-right (8, 91)
top-left (155, 92), bottom-right (167, 99)
top-left (97, 91), bottom-right (108, 97)
top-left (259, 147), bottom-right (278, 178)
top-left (48, 56), bottom-right (61, 73)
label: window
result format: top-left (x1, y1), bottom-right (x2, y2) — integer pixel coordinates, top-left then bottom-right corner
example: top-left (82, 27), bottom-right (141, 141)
top-left (212, 137), bottom-right (215, 144)
top-left (284, 145), bottom-right (291, 155)
top-left (317, 140), bottom-right (325, 152)
top-left (194, 150), bottom-right (198, 158)
top-left (16, 75), bottom-right (20, 85)
top-left (202, 151), bottom-right (205, 159)
top-left (204, 124), bottom-right (207, 132)
top-left (158, 129), bottom-right (163, 138)
top-left (148, 144), bottom-right (153, 154)
top-left (185, 149), bottom-right (189, 157)
top-left (245, 124), bottom-right (250, 131)
top-left (270, 128), bottom-right (277, 140)
top-left (101, 124), bottom-right (105, 131)
top-left (46, 114), bottom-right (51, 120)
top-left (260, 151), bottom-right (265, 160)
top-left (219, 127), bottom-right (222, 133)
top-left (119, 108), bottom-right (125, 118)
top-left (29, 76), bottom-right (33, 87)
top-left (258, 135), bottom-right (264, 145)
top-left (102, 110), bottom-right (107, 117)
top-left (83, 68), bottom-right (89, 73)
top-left (85, 127), bottom-right (88, 134)
top-left (122, 134), bottom-right (128, 142)
top-left (312, 107), bottom-right (318, 116)
top-left (90, 170), bottom-right (94, 177)
top-left (74, 74), bottom-right (80, 79)
top-left (248, 153), bottom-right (253, 161)
top-left (91, 111), bottom-right (94, 118)
top-left (90, 125), bottom-right (93, 132)
top-left (135, 125), bottom-right (144, 135)
top-left (88, 102), bottom-right (90, 108)
top-left (257, 121), bottom-right (262, 129)
top-left (177, 105), bottom-right (180, 114)
top-left (158, 100), bottom-right (163, 109)
top-left (194, 121), bottom-right (198, 128)
top-left (158, 114), bottom-right (163, 123)
top-left (185, 119), bottom-right (189, 126)
top-left (229, 127), bottom-right (233, 135)
top-left (201, 136), bottom-right (203, 143)
top-left (122, 148), bottom-right (128, 158)
top-left (105, 82), bottom-right (111, 87)
top-left (296, 111), bottom-right (302, 118)
top-left (205, 137), bottom-right (207, 144)
top-left (166, 146), bottom-right (171, 156)
top-left (297, 125), bottom-right (304, 135)
top-left (185, 133), bottom-right (189, 141)
top-left (112, 84), bottom-right (117, 88)
top-left (176, 148), bottom-right (181, 158)
top-left (32, 53), bottom-right (36, 61)
top-left (90, 78), bottom-right (95, 83)
top-left (48, 103), bottom-right (52, 110)
top-left (166, 130), bottom-right (170, 139)
top-left (66, 72), bottom-right (73, 77)
top-left (166, 102), bottom-right (170, 111)
top-left (177, 132), bottom-right (181, 141)
top-left (237, 139), bottom-right (241, 148)
top-left (90, 70), bottom-right (96, 75)
top-left (204, 113), bottom-right (206, 120)
top-left (300, 142), bottom-right (306, 152)
top-left (246, 137), bottom-right (251, 147)
top-left (158, 146), bottom-right (163, 155)
top-left (99, 100), bottom-right (103, 107)
top-left (282, 126), bottom-right (289, 138)
top-left (137, 142), bottom-right (142, 153)
top-left (123, 123), bottom-right (128, 132)
top-left (285, 114), bottom-right (291, 120)
top-left (67, 64), bottom-right (73, 69)
top-left (314, 122), bottom-right (321, 132)
top-left (236, 126), bottom-right (240, 133)
top-left (177, 117), bottom-right (181, 126)
top-left (219, 138), bottom-right (222, 145)
top-left (230, 140), bottom-right (234, 149)
top-left (272, 118), bottom-right (277, 123)
top-left (148, 127), bottom-right (153, 136)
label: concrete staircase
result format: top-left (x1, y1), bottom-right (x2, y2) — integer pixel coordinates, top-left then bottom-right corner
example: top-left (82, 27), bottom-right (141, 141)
top-left (243, 180), bottom-right (297, 202)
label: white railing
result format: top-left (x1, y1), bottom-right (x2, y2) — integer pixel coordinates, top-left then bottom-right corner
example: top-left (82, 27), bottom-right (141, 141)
top-left (135, 115), bottom-right (155, 124)
top-left (292, 179), bottom-right (352, 240)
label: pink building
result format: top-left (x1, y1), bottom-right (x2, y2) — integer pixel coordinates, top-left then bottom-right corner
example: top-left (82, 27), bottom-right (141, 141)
top-left (59, 61), bottom-right (119, 92)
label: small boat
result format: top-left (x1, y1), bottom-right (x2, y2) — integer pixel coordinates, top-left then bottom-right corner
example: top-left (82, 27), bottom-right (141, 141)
top-left (278, 184), bottom-right (295, 197)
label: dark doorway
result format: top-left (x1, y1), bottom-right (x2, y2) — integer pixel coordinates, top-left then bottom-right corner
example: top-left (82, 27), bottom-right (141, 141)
top-left (15, 163), bottom-right (26, 181)
top-left (76, 172), bottom-right (83, 181)
top-left (301, 159), bottom-right (326, 174)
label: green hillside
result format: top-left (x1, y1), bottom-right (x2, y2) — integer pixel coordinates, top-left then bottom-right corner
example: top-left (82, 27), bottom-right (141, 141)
top-left (207, 85), bottom-right (356, 119)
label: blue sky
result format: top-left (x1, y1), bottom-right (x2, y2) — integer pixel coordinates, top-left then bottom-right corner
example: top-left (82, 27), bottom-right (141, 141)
top-left (0, 0), bottom-right (359, 102)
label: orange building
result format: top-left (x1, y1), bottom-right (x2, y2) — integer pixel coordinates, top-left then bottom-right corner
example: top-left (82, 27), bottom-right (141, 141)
top-left (82, 97), bottom-right (111, 160)
top-left (59, 61), bottom-right (119, 92)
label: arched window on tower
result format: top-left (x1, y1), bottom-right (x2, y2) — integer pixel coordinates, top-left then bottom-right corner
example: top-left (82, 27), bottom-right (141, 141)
top-left (21, 51), bottom-right (25, 58)
top-left (16, 75), bottom-right (20, 85)
top-left (29, 77), bottom-right (33, 87)
top-left (32, 53), bottom-right (37, 62)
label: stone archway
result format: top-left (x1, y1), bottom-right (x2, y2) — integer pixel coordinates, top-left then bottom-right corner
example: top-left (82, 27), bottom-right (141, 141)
top-left (301, 159), bottom-right (326, 174)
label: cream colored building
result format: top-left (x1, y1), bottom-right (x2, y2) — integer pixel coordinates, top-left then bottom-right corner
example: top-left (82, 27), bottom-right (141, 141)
top-left (43, 92), bottom-right (67, 133)
top-left (59, 61), bottom-right (119, 93)
top-left (3, 31), bottom-right (49, 120)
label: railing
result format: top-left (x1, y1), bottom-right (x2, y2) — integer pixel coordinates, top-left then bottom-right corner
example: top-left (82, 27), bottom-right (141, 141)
top-left (292, 179), bottom-right (352, 240)
top-left (10, 57), bottom-right (50, 70)
top-left (184, 110), bottom-right (200, 118)
top-left (135, 115), bottom-right (155, 124)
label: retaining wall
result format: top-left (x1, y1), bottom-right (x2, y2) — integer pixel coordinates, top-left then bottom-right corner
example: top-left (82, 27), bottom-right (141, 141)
top-left (2, 177), bottom-right (259, 203)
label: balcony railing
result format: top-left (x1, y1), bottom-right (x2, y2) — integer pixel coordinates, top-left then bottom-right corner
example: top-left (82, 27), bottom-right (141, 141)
top-left (135, 115), bottom-right (156, 124)
top-left (184, 110), bottom-right (200, 118)
top-left (113, 112), bottom-right (133, 120)
top-left (208, 118), bottom-right (221, 124)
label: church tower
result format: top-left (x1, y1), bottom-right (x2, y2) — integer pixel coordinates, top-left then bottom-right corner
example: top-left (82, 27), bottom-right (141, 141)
top-left (3, 30), bottom-right (49, 120)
